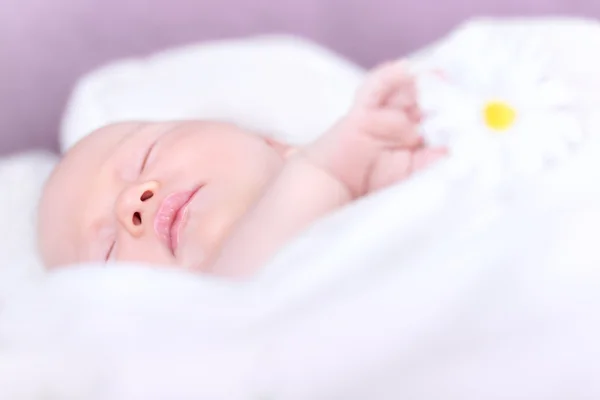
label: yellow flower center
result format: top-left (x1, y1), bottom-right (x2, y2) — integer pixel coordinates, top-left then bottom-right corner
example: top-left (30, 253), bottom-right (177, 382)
top-left (484, 101), bottom-right (516, 131)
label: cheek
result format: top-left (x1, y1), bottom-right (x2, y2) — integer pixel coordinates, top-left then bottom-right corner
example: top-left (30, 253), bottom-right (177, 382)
top-left (225, 145), bottom-right (286, 185)
top-left (197, 211), bottom-right (234, 250)
top-left (156, 130), bottom-right (284, 180)
top-left (184, 187), bottom-right (262, 249)
top-left (180, 205), bottom-right (238, 270)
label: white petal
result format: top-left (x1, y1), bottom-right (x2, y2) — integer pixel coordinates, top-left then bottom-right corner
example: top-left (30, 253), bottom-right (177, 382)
top-left (418, 78), bottom-right (463, 113)
top-left (552, 113), bottom-right (586, 144)
top-left (506, 141), bottom-right (544, 175)
top-left (514, 112), bottom-right (556, 141)
top-left (534, 80), bottom-right (575, 109)
top-left (420, 117), bottom-right (454, 146)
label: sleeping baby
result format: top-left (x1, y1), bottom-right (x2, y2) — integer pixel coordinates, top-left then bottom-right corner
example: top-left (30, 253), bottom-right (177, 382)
top-left (37, 61), bottom-right (446, 278)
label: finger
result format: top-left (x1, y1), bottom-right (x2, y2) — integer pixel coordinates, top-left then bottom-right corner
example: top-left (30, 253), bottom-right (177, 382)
top-left (387, 80), bottom-right (418, 109)
top-left (366, 110), bottom-right (423, 148)
top-left (354, 61), bottom-right (414, 110)
top-left (367, 150), bottom-right (413, 191)
top-left (405, 104), bottom-right (423, 124)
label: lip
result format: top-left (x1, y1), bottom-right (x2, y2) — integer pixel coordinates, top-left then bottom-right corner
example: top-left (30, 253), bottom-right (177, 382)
top-left (154, 187), bottom-right (201, 255)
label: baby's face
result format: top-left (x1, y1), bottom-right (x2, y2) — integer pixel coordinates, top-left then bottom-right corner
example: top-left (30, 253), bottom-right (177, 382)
top-left (38, 121), bottom-right (288, 274)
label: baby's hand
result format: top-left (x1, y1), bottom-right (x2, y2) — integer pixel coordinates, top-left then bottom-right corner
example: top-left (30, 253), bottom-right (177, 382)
top-left (306, 61), bottom-right (446, 196)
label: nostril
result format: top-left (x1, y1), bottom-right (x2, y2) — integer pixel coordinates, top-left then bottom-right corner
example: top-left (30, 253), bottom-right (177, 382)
top-left (140, 190), bottom-right (153, 201)
top-left (132, 212), bottom-right (142, 226)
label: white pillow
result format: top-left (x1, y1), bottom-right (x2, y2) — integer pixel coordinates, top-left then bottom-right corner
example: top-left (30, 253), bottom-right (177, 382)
top-left (0, 152), bottom-right (57, 302)
top-left (60, 35), bottom-right (365, 151)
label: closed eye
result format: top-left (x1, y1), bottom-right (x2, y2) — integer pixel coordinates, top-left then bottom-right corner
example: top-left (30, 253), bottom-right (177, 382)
top-left (140, 140), bottom-right (158, 173)
top-left (105, 241), bottom-right (116, 262)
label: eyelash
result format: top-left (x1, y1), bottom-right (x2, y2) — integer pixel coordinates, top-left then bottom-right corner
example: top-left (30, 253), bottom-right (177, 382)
top-left (105, 241), bottom-right (116, 262)
top-left (140, 140), bottom-right (158, 173)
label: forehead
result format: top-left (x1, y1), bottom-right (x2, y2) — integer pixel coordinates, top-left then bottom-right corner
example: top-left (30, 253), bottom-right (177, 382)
top-left (37, 122), bottom-right (144, 267)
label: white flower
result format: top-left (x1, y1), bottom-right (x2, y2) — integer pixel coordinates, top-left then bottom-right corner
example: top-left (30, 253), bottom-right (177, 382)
top-left (416, 54), bottom-right (584, 180)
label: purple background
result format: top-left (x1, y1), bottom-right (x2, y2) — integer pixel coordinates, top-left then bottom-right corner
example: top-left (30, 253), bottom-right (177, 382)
top-left (1, 0), bottom-right (598, 155)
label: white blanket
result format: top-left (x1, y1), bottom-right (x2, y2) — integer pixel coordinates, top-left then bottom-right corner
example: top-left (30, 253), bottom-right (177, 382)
top-left (2, 18), bottom-right (600, 399)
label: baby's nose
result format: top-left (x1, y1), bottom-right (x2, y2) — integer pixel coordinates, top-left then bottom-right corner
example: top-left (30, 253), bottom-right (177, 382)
top-left (116, 181), bottom-right (160, 236)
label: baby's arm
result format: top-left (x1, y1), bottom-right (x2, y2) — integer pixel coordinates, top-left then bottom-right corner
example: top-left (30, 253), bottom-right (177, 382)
top-left (207, 154), bottom-right (352, 277)
top-left (210, 62), bottom-right (444, 278)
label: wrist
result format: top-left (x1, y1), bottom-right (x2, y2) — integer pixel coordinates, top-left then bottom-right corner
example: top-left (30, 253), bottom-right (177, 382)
top-left (303, 121), bottom-right (379, 198)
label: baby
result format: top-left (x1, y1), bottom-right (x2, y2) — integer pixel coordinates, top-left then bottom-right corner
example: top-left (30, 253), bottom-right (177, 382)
top-left (38, 61), bottom-right (445, 278)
